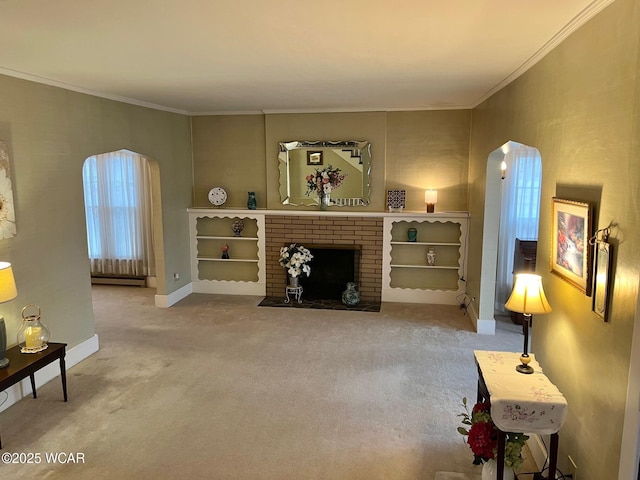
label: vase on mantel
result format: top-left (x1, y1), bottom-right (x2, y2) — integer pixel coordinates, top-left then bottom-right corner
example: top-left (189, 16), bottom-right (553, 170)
top-left (481, 459), bottom-right (515, 480)
top-left (318, 191), bottom-right (330, 211)
top-left (288, 276), bottom-right (300, 288)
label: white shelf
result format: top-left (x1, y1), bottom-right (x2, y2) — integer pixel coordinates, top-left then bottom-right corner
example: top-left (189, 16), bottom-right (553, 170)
top-left (390, 264), bottom-right (459, 270)
top-left (197, 257), bottom-right (259, 263)
top-left (189, 211), bottom-right (266, 295)
top-left (197, 236), bottom-right (259, 241)
top-left (390, 241), bottom-right (461, 246)
top-left (382, 214), bottom-right (469, 304)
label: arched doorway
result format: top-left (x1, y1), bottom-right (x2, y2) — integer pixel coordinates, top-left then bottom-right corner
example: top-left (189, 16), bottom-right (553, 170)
top-left (82, 149), bottom-right (164, 291)
top-left (478, 141), bottom-right (542, 334)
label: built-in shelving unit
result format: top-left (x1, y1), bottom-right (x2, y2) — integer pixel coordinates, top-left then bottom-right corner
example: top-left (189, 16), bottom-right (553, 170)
top-left (188, 209), bottom-right (265, 295)
top-left (382, 212), bottom-right (469, 304)
top-left (187, 209), bottom-right (468, 304)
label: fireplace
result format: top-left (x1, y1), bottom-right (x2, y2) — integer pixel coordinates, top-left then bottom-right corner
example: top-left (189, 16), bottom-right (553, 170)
top-left (264, 215), bottom-right (383, 303)
top-left (300, 245), bottom-right (361, 300)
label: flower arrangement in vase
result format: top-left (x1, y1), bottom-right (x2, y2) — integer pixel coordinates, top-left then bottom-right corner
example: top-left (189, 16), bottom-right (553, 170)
top-left (305, 165), bottom-right (346, 209)
top-left (279, 244), bottom-right (313, 285)
top-left (457, 397), bottom-right (528, 472)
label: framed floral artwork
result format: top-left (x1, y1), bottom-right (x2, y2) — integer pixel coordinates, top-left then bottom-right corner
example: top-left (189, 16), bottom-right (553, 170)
top-left (0, 141), bottom-right (16, 239)
top-left (551, 197), bottom-right (592, 295)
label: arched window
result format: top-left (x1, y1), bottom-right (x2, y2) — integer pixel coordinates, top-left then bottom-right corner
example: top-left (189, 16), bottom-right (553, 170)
top-left (82, 150), bottom-right (155, 277)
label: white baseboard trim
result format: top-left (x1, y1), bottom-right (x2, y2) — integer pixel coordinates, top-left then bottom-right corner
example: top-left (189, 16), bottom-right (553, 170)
top-left (527, 434), bottom-right (547, 472)
top-left (476, 319), bottom-right (496, 335)
top-left (466, 303), bottom-right (496, 335)
top-left (155, 283), bottom-right (192, 308)
top-left (0, 334), bottom-right (100, 413)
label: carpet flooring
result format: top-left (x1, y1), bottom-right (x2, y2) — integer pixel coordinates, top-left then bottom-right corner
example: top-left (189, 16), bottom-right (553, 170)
top-left (0, 286), bottom-right (527, 479)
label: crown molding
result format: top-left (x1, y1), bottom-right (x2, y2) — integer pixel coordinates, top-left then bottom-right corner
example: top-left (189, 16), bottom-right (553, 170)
top-left (0, 67), bottom-right (191, 116)
top-left (474, 0), bottom-right (615, 107)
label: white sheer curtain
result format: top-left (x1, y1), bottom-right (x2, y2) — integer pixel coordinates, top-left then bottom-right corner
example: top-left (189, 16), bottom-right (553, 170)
top-left (82, 150), bottom-right (155, 277)
top-left (495, 146), bottom-right (542, 311)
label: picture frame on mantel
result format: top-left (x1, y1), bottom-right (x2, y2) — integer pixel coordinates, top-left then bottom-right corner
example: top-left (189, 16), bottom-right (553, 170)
top-left (550, 197), bottom-right (593, 296)
top-left (306, 151), bottom-right (323, 166)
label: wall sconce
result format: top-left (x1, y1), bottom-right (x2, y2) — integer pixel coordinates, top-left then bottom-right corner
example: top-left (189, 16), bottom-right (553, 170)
top-left (500, 160), bottom-right (507, 180)
top-left (425, 190), bottom-right (438, 213)
top-left (505, 273), bottom-right (552, 374)
top-left (0, 262), bottom-right (18, 368)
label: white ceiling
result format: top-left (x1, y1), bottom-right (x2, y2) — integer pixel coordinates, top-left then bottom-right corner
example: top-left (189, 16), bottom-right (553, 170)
top-left (0, 0), bottom-right (611, 115)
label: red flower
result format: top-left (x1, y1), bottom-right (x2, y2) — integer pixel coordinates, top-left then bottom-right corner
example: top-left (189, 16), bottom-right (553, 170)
top-left (472, 402), bottom-right (491, 414)
top-left (467, 420), bottom-right (497, 460)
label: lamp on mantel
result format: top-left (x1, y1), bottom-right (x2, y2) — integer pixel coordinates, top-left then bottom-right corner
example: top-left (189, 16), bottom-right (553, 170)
top-left (505, 273), bottom-right (552, 374)
top-left (0, 262), bottom-right (17, 368)
top-left (425, 190), bottom-right (438, 213)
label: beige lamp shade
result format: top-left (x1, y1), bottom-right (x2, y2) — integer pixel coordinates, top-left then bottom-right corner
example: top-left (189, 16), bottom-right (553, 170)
top-left (505, 273), bottom-right (552, 315)
top-left (0, 262), bottom-right (17, 303)
top-left (424, 190), bottom-right (438, 204)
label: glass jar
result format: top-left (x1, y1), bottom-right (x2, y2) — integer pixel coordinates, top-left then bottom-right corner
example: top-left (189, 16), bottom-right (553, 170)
top-left (17, 304), bottom-right (50, 353)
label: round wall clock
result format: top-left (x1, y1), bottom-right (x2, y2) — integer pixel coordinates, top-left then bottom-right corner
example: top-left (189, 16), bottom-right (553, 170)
top-left (208, 187), bottom-right (228, 206)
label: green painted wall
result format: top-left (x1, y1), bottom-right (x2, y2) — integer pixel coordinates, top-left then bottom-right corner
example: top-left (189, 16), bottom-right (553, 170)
top-left (0, 75), bottom-right (193, 349)
top-left (191, 110), bottom-right (472, 212)
top-left (467, 0), bottom-right (640, 477)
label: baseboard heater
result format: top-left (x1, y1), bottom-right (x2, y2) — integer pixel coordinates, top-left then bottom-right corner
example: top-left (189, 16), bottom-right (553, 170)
top-left (91, 275), bottom-right (146, 287)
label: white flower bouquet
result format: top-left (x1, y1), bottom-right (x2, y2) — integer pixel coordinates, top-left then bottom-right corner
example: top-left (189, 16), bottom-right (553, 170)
top-left (279, 243), bottom-right (313, 278)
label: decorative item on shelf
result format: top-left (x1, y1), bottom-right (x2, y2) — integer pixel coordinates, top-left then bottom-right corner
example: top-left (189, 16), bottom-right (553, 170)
top-left (279, 243), bottom-right (313, 286)
top-left (407, 228), bottom-right (417, 242)
top-left (0, 262), bottom-right (17, 368)
top-left (425, 189), bottom-right (438, 213)
top-left (247, 191), bottom-right (257, 210)
top-left (427, 248), bottom-right (436, 266)
top-left (341, 282), bottom-right (360, 307)
top-left (457, 397), bottom-right (526, 478)
top-left (231, 219), bottom-right (244, 237)
top-left (386, 189), bottom-right (406, 213)
top-left (208, 186), bottom-right (227, 207)
top-left (305, 165), bottom-right (346, 211)
top-left (221, 244), bottom-right (230, 259)
top-left (17, 304), bottom-right (50, 354)
top-left (505, 273), bottom-right (552, 374)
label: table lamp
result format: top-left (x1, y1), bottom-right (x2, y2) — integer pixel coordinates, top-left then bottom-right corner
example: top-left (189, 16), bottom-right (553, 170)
top-left (0, 262), bottom-right (18, 368)
top-left (505, 273), bottom-right (552, 374)
top-left (425, 190), bottom-right (438, 213)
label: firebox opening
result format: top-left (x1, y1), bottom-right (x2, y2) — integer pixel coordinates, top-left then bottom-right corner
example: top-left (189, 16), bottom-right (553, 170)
top-left (300, 244), bottom-right (361, 300)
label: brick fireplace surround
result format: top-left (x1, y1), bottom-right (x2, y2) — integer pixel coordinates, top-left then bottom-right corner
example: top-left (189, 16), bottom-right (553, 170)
top-left (265, 215), bottom-right (383, 303)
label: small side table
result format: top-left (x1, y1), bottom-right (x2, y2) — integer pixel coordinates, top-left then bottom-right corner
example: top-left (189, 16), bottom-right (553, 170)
top-left (285, 285), bottom-right (303, 304)
top-left (0, 342), bottom-right (68, 449)
top-left (474, 350), bottom-right (568, 480)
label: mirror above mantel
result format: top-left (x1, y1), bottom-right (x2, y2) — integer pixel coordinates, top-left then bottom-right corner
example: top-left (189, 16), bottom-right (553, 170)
top-left (278, 140), bottom-right (371, 207)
